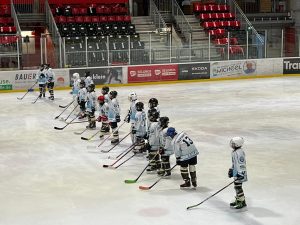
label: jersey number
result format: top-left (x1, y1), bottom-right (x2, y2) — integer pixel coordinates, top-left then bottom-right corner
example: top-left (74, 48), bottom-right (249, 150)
top-left (183, 136), bottom-right (193, 147)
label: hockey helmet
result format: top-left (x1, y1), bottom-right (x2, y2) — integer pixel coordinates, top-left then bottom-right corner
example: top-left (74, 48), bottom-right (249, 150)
top-left (128, 92), bottom-right (137, 102)
top-left (230, 137), bottom-right (244, 149)
top-left (101, 86), bottom-right (110, 95)
top-left (135, 101), bottom-right (144, 111)
top-left (148, 108), bottom-right (159, 122)
top-left (79, 79), bottom-right (85, 88)
top-left (148, 98), bottom-right (158, 108)
top-left (109, 90), bottom-right (118, 99)
top-left (87, 83), bottom-right (95, 92)
top-left (166, 127), bottom-right (177, 138)
top-left (159, 116), bottom-right (169, 129)
top-left (73, 73), bottom-right (80, 80)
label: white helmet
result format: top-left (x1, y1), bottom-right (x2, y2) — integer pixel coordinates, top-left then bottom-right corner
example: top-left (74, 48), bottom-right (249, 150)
top-left (230, 137), bottom-right (244, 149)
top-left (73, 73), bottom-right (80, 80)
top-left (128, 92), bottom-right (137, 101)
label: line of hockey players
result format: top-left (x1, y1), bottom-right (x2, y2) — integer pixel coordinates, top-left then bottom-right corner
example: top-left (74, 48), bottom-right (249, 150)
top-left (36, 64), bottom-right (55, 100)
top-left (70, 73), bottom-right (248, 210)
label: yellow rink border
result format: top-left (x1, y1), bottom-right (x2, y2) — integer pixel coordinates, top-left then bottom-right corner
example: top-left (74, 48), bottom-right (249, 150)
top-left (1, 73), bottom-right (300, 93)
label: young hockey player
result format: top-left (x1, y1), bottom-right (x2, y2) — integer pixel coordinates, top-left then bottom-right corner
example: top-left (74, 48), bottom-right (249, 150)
top-left (44, 64), bottom-right (55, 100)
top-left (101, 86), bottom-right (110, 103)
top-left (146, 108), bottom-right (163, 175)
top-left (125, 92), bottom-right (138, 143)
top-left (36, 64), bottom-right (47, 98)
top-left (97, 95), bottom-right (110, 138)
top-left (72, 73), bottom-right (81, 110)
top-left (158, 117), bottom-right (173, 177)
top-left (84, 71), bottom-right (94, 88)
top-left (228, 137), bottom-right (248, 209)
top-left (166, 127), bottom-right (199, 189)
top-left (148, 98), bottom-right (160, 114)
top-left (132, 101), bottom-right (147, 154)
top-left (85, 83), bottom-right (97, 129)
top-left (77, 80), bottom-right (87, 119)
top-left (107, 90), bottom-right (120, 144)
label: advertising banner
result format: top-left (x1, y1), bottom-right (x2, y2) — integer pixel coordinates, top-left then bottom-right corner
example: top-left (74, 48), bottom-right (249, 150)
top-left (69, 67), bottom-right (124, 86)
top-left (178, 63), bottom-right (210, 80)
top-left (283, 58), bottom-right (300, 74)
top-left (211, 60), bottom-right (257, 78)
top-left (0, 68), bottom-right (70, 90)
top-left (128, 64), bottom-right (178, 83)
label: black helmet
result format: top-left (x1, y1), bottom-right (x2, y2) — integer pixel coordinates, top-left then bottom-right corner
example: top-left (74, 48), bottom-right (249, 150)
top-left (87, 83), bottom-right (95, 92)
top-left (159, 116), bottom-right (169, 129)
top-left (135, 102), bottom-right (144, 111)
top-left (148, 108), bottom-right (159, 122)
top-left (79, 79), bottom-right (85, 88)
top-left (102, 86), bottom-right (109, 95)
top-left (148, 98), bottom-right (158, 108)
top-left (109, 90), bottom-right (118, 99)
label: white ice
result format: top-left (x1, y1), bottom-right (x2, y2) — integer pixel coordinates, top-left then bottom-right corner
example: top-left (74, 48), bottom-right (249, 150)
top-left (0, 77), bottom-right (300, 225)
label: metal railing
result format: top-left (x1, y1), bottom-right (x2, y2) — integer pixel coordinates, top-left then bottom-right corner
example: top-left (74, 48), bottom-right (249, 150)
top-left (12, 0), bottom-right (45, 14)
top-left (149, 0), bottom-right (169, 33)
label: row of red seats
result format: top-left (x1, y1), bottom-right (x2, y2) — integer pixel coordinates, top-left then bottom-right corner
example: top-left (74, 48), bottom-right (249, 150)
top-left (0, 35), bottom-right (18, 44)
top-left (203, 21), bottom-right (241, 30)
top-left (0, 17), bottom-right (14, 25)
top-left (0, 26), bottom-right (17, 33)
top-left (55, 15), bottom-right (131, 24)
top-left (194, 4), bottom-right (229, 13)
top-left (208, 29), bottom-right (225, 37)
top-left (199, 13), bottom-right (235, 21)
top-left (0, 5), bottom-right (10, 16)
top-left (219, 46), bottom-right (244, 55)
top-left (214, 37), bottom-right (238, 45)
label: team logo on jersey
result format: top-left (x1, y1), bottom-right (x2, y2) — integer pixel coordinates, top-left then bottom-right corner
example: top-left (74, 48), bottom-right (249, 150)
top-left (239, 156), bottom-right (245, 163)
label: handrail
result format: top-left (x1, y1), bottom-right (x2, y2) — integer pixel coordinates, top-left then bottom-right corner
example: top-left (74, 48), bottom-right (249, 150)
top-left (10, 0), bottom-right (22, 35)
top-left (45, 0), bottom-right (61, 40)
top-left (231, 0), bottom-right (264, 44)
top-left (149, 0), bottom-right (168, 32)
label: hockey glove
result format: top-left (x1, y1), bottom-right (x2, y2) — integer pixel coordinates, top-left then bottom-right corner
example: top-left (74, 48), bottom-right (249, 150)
top-left (228, 168), bottom-right (233, 178)
top-left (116, 114), bottom-right (121, 123)
top-left (159, 147), bottom-right (165, 155)
top-left (124, 114), bottom-right (130, 123)
top-left (132, 129), bottom-right (137, 134)
top-left (236, 173), bottom-right (244, 180)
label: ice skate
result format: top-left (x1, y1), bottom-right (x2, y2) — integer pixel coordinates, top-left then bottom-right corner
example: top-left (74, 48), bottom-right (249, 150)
top-left (180, 179), bottom-right (191, 189)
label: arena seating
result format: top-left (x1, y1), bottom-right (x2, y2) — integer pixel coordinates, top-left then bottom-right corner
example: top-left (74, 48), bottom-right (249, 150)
top-left (193, 2), bottom-right (244, 58)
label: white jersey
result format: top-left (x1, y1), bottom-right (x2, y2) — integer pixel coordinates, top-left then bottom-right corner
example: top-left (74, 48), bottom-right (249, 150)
top-left (78, 88), bottom-right (87, 102)
top-left (108, 98), bottom-right (120, 122)
top-left (134, 111), bottom-right (147, 137)
top-left (99, 102), bottom-right (109, 117)
top-left (72, 79), bottom-right (81, 96)
top-left (146, 106), bottom-right (160, 130)
top-left (172, 132), bottom-right (199, 161)
top-left (159, 128), bottom-right (174, 156)
top-left (86, 91), bottom-right (97, 112)
top-left (231, 147), bottom-right (247, 182)
top-left (148, 121), bottom-right (160, 150)
top-left (104, 93), bottom-right (110, 103)
top-left (85, 76), bottom-right (94, 87)
top-left (45, 68), bottom-right (55, 83)
top-left (36, 69), bottom-right (47, 85)
top-left (129, 99), bottom-right (138, 123)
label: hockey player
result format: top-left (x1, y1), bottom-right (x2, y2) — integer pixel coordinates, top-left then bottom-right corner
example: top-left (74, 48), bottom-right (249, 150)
top-left (84, 71), bottom-right (94, 88)
top-left (44, 64), bottom-right (55, 100)
top-left (166, 127), bottom-right (199, 189)
top-left (146, 108), bottom-right (163, 175)
top-left (148, 98), bottom-right (160, 114)
top-left (158, 117), bottom-right (173, 177)
top-left (36, 64), bottom-right (47, 98)
top-left (77, 80), bottom-right (87, 119)
top-left (97, 95), bottom-right (110, 138)
top-left (125, 92), bottom-right (138, 143)
top-left (132, 101), bottom-right (147, 154)
top-left (85, 83), bottom-right (97, 129)
top-left (228, 137), bottom-right (247, 209)
top-left (101, 86), bottom-right (110, 103)
top-left (107, 90), bottom-right (120, 144)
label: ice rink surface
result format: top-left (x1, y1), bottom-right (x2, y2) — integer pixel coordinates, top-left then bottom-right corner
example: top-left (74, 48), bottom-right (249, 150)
top-left (0, 77), bottom-right (300, 225)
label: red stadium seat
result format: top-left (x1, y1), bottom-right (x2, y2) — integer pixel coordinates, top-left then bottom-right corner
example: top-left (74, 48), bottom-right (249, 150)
top-left (66, 17), bottom-right (75, 23)
top-left (83, 16), bottom-right (91, 23)
top-left (99, 16), bottom-right (107, 23)
top-left (107, 16), bottom-right (116, 23)
top-left (91, 16), bottom-right (99, 23)
top-left (75, 16), bottom-right (83, 23)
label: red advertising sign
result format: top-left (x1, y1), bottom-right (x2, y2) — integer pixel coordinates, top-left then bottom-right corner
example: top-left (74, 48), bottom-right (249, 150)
top-left (128, 64), bottom-right (178, 83)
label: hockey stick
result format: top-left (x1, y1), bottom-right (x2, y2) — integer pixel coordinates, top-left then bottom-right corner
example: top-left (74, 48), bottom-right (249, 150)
top-left (59, 104), bottom-right (79, 121)
top-left (186, 181), bottom-right (234, 210)
top-left (97, 121), bottom-right (126, 148)
top-left (139, 165), bottom-right (177, 190)
top-left (17, 81), bottom-right (37, 100)
top-left (124, 152), bottom-right (159, 184)
top-left (110, 153), bottom-right (136, 169)
top-left (59, 100), bottom-right (74, 108)
top-left (81, 129), bottom-right (102, 141)
top-left (54, 102), bottom-right (76, 120)
top-left (54, 115), bottom-right (81, 130)
top-left (102, 144), bottom-right (135, 168)
top-left (74, 127), bottom-right (89, 135)
top-left (101, 132), bottom-right (131, 153)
